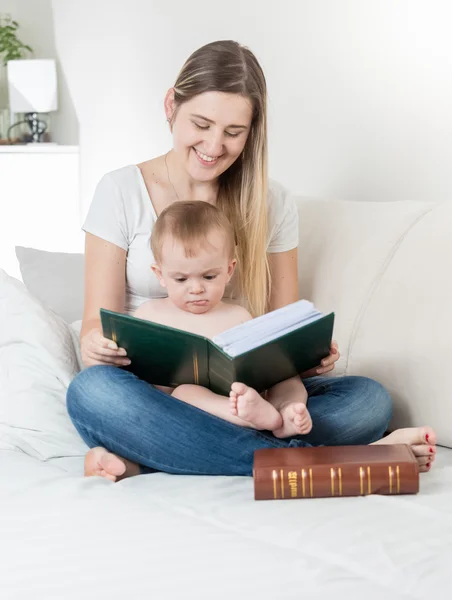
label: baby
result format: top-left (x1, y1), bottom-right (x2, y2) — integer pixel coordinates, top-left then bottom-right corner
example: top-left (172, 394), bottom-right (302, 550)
top-left (134, 201), bottom-right (312, 438)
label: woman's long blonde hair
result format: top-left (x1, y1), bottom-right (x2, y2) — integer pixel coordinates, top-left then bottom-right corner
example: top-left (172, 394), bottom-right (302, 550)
top-left (172, 40), bottom-right (269, 317)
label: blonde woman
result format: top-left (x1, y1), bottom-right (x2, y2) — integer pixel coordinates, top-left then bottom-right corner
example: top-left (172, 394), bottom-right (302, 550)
top-left (67, 41), bottom-right (436, 481)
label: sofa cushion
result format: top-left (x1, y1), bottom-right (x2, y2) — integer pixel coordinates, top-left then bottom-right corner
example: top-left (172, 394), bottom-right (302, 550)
top-left (15, 246), bottom-right (84, 323)
top-left (296, 199), bottom-right (433, 376)
top-left (296, 197), bottom-right (450, 446)
top-left (345, 201), bottom-right (452, 446)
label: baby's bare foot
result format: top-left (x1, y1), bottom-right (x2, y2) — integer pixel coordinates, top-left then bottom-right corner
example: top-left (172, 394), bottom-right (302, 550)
top-left (230, 382), bottom-right (282, 430)
top-left (372, 426), bottom-right (436, 473)
top-left (84, 447), bottom-right (140, 482)
top-left (272, 402), bottom-right (313, 438)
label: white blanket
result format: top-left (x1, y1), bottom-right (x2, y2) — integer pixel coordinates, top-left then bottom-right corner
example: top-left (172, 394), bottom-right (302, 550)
top-left (1, 268), bottom-right (451, 599)
top-left (1, 448), bottom-right (451, 599)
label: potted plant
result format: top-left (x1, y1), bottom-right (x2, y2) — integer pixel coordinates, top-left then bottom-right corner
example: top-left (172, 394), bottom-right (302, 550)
top-left (0, 14), bottom-right (33, 140)
top-left (0, 15), bottom-right (33, 65)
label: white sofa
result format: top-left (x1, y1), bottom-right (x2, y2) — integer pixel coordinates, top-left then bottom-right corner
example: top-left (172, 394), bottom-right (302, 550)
top-left (1, 197), bottom-right (451, 599)
top-left (298, 198), bottom-right (452, 446)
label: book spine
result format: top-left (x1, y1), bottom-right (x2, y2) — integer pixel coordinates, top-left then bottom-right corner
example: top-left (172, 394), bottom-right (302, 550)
top-left (253, 463), bottom-right (419, 500)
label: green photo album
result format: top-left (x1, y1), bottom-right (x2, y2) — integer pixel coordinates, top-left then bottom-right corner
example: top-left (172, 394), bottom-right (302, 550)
top-left (100, 300), bottom-right (335, 396)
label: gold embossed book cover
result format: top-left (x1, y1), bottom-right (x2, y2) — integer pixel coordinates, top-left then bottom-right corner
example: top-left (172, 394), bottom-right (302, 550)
top-left (253, 445), bottom-right (419, 500)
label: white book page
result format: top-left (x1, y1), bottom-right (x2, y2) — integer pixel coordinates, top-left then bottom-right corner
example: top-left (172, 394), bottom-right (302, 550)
top-left (213, 299), bottom-right (323, 357)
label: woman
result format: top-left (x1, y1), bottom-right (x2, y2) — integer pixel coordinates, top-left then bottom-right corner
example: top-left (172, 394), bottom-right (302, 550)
top-left (67, 40), bottom-right (436, 481)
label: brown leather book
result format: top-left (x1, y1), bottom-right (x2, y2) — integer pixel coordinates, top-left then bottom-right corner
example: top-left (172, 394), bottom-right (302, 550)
top-left (253, 444), bottom-right (419, 500)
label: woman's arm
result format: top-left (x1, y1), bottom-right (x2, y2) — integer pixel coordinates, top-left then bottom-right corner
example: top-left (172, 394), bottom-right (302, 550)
top-left (80, 233), bottom-right (130, 367)
top-left (81, 233), bottom-right (126, 336)
top-left (267, 248), bottom-right (299, 311)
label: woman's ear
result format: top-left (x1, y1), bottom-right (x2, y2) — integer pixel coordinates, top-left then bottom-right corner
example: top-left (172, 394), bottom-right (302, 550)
top-left (164, 88), bottom-right (176, 129)
top-left (151, 263), bottom-right (166, 288)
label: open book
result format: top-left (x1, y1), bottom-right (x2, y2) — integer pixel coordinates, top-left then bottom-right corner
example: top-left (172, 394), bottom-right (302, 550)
top-left (100, 300), bottom-right (335, 396)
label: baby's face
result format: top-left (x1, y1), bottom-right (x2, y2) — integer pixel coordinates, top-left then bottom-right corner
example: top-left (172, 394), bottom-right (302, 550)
top-left (153, 232), bottom-right (236, 314)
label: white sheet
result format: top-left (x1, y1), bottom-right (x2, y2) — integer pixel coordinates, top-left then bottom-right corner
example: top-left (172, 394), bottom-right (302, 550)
top-left (1, 269), bottom-right (452, 599)
top-left (1, 447), bottom-right (451, 600)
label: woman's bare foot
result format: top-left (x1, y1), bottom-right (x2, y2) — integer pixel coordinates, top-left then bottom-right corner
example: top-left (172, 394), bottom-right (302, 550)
top-left (372, 426), bottom-right (436, 473)
top-left (84, 447), bottom-right (141, 482)
top-left (272, 401), bottom-right (313, 438)
top-left (230, 382), bottom-right (283, 430)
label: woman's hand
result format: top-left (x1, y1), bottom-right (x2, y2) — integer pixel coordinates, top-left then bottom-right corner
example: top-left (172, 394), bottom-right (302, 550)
top-left (301, 341), bottom-right (340, 379)
top-left (81, 328), bottom-right (131, 368)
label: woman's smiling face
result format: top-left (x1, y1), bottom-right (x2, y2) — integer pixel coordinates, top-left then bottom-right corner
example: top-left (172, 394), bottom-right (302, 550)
top-left (167, 90), bottom-right (253, 182)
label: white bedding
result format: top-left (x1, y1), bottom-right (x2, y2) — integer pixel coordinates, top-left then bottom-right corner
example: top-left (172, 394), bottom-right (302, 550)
top-left (1, 447), bottom-right (451, 600)
top-left (1, 269), bottom-right (452, 599)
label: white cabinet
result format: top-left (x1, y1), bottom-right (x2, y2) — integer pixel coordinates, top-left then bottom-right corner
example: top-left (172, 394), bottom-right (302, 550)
top-left (0, 145), bottom-right (83, 280)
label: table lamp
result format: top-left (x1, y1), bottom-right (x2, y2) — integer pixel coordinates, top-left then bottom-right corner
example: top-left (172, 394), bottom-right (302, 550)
top-left (7, 59), bottom-right (58, 143)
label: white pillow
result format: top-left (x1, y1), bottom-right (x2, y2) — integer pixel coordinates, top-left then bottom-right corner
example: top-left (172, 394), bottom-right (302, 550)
top-left (0, 269), bottom-right (88, 459)
top-left (15, 246), bottom-right (84, 323)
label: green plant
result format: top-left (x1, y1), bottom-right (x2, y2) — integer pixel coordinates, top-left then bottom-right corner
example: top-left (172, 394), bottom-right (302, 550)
top-left (0, 15), bottom-right (33, 66)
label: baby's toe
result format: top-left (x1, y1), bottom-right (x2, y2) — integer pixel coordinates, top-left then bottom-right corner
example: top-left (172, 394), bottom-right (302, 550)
top-left (231, 382), bottom-right (247, 395)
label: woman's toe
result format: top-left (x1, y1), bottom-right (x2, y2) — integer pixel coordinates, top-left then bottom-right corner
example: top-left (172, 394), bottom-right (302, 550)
top-left (419, 461), bottom-right (432, 473)
top-left (422, 426), bottom-right (437, 445)
top-left (411, 444), bottom-right (436, 457)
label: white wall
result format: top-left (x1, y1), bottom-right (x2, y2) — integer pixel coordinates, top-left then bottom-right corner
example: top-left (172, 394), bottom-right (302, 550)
top-left (50, 0), bottom-right (452, 213)
top-left (0, 147), bottom-right (82, 279)
top-left (0, 0), bottom-right (78, 144)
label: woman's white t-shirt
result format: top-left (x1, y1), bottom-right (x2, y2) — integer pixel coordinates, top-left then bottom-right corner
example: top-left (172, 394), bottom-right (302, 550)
top-left (82, 165), bottom-right (299, 314)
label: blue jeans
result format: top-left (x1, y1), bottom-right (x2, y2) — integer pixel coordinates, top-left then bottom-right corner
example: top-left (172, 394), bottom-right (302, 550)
top-left (66, 366), bottom-right (392, 476)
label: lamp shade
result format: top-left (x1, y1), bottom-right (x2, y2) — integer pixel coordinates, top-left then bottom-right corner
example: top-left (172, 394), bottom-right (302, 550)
top-left (7, 59), bottom-right (58, 113)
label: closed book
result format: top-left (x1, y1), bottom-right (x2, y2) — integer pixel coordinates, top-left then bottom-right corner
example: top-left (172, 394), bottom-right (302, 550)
top-left (100, 300), bottom-right (334, 396)
top-left (253, 444), bottom-right (419, 500)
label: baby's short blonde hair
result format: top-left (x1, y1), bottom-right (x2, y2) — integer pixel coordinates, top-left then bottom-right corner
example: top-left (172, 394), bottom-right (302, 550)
top-left (151, 201), bottom-right (236, 263)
